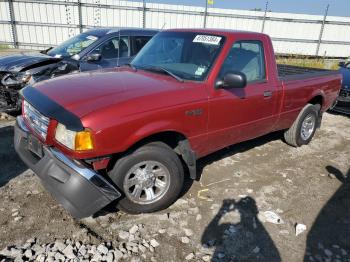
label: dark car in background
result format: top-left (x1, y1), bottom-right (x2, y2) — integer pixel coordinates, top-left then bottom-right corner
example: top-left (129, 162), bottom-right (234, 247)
top-left (332, 61), bottom-right (350, 114)
top-left (0, 27), bottom-right (158, 112)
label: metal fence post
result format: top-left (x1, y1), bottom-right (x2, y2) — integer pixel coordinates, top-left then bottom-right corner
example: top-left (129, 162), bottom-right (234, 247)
top-left (261, 0), bottom-right (269, 33)
top-left (93, 0), bottom-right (101, 27)
top-left (142, 0), bottom-right (146, 28)
top-left (316, 4), bottom-right (329, 56)
top-left (203, 0), bottom-right (208, 28)
top-left (8, 0), bottom-right (18, 48)
top-left (77, 0), bottom-right (83, 33)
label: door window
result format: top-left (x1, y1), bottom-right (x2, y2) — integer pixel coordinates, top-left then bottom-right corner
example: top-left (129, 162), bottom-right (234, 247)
top-left (92, 36), bottom-right (129, 59)
top-left (132, 36), bottom-right (153, 55)
top-left (219, 40), bottom-right (266, 82)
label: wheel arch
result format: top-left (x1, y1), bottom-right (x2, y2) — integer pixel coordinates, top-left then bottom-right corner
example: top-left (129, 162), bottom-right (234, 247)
top-left (306, 94), bottom-right (324, 128)
top-left (127, 130), bottom-right (188, 151)
top-left (109, 130), bottom-right (197, 179)
top-left (308, 95), bottom-right (324, 108)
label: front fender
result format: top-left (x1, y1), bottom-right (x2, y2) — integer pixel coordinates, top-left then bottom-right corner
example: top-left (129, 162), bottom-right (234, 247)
top-left (119, 120), bottom-right (190, 152)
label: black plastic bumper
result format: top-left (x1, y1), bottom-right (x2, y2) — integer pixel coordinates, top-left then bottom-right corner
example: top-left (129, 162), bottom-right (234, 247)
top-left (14, 116), bottom-right (121, 218)
top-left (332, 99), bottom-right (350, 115)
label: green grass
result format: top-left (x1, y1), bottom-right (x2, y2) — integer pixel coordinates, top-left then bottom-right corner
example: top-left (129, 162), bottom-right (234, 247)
top-left (276, 57), bottom-right (339, 70)
top-left (0, 44), bottom-right (9, 49)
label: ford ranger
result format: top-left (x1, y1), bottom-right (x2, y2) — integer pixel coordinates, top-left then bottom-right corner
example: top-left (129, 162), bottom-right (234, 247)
top-left (14, 29), bottom-right (342, 218)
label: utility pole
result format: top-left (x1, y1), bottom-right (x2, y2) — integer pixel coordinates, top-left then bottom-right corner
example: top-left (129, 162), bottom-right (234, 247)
top-left (142, 0), bottom-right (146, 28)
top-left (203, 0), bottom-right (208, 28)
top-left (77, 0), bottom-right (83, 33)
top-left (316, 4), bottom-right (329, 56)
top-left (8, 0), bottom-right (18, 48)
top-left (261, 0), bottom-right (269, 33)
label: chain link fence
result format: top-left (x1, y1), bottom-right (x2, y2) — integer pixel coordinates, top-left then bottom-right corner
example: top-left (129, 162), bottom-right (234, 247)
top-left (0, 0), bottom-right (350, 57)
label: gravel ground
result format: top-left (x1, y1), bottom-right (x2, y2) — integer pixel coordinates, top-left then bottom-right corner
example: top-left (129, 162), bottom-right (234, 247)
top-left (0, 111), bottom-right (349, 262)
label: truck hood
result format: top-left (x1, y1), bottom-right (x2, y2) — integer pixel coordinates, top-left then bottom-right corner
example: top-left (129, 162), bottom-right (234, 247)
top-left (0, 52), bottom-right (61, 73)
top-left (33, 68), bottom-right (187, 118)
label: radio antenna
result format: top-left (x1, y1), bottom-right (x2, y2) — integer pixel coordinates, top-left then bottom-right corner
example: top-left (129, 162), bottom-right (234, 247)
top-left (117, 29), bottom-right (121, 67)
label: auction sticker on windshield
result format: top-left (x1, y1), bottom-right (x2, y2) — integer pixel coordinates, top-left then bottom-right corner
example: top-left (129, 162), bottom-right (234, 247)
top-left (193, 35), bottom-right (222, 45)
top-left (195, 66), bottom-right (206, 76)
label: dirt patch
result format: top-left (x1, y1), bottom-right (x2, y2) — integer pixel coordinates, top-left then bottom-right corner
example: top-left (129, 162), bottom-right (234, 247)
top-left (0, 112), bottom-right (349, 261)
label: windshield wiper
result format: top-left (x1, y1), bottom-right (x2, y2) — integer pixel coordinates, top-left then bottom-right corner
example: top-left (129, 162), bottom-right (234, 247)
top-left (40, 46), bottom-right (53, 54)
top-left (141, 66), bottom-right (184, 82)
top-left (124, 63), bottom-right (137, 71)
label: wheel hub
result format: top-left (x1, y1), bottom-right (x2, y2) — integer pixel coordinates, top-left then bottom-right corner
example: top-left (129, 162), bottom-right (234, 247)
top-left (123, 160), bottom-right (170, 204)
top-left (300, 113), bottom-right (316, 140)
top-left (137, 170), bottom-right (156, 188)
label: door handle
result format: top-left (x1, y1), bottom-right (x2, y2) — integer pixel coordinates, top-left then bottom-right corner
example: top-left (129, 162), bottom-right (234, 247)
top-left (263, 91), bottom-right (272, 97)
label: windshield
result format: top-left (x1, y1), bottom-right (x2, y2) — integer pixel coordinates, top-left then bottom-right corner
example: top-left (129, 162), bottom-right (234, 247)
top-left (131, 32), bottom-right (225, 81)
top-left (47, 34), bottom-right (99, 58)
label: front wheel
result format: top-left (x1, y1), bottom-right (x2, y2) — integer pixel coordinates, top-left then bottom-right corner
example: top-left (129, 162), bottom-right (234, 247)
top-left (284, 103), bottom-right (320, 147)
top-left (108, 143), bottom-right (184, 214)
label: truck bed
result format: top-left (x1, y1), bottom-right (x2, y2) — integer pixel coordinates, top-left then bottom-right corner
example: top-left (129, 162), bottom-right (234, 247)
top-left (277, 64), bottom-right (338, 81)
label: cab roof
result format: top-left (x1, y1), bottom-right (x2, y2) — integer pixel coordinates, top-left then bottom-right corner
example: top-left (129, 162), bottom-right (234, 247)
top-left (165, 28), bottom-right (268, 38)
top-left (83, 27), bottom-right (159, 37)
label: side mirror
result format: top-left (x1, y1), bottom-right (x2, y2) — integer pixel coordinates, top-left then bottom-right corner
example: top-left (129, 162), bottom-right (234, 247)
top-left (215, 71), bottom-right (247, 89)
top-left (85, 53), bottom-right (101, 62)
top-left (339, 61), bottom-right (346, 67)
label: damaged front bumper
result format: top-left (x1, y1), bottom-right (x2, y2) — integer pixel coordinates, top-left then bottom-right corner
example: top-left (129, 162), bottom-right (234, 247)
top-left (0, 84), bottom-right (21, 112)
top-left (0, 71), bottom-right (28, 112)
top-left (14, 116), bottom-right (121, 218)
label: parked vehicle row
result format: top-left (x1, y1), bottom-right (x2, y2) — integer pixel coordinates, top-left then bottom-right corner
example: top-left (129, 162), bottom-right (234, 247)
top-left (13, 28), bottom-right (342, 218)
top-left (0, 28), bottom-right (158, 112)
top-left (332, 61), bottom-right (350, 114)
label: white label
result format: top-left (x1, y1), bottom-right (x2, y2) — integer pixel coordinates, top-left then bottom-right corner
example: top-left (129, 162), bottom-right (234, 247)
top-left (86, 35), bottom-right (98, 41)
top-left (193, 35), bottom-right (222, 45)
top-left (195, 66), bottom-right (206, 76)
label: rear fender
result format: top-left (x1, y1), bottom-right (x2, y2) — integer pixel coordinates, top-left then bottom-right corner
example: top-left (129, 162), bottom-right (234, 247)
top-left (308, 90), bottom-right (325, 109)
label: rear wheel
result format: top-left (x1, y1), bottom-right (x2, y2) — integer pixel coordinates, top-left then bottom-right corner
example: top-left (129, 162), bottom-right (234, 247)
top-left (284, 104), bottom-right (320, 147)
top-left (109, 143), bottom-right (184, 214)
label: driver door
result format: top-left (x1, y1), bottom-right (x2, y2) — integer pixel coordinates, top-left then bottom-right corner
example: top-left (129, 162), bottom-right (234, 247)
top-left (207, 40), bottom-right (280, 151)
top-left (80, 36), bottom-right (130, 71)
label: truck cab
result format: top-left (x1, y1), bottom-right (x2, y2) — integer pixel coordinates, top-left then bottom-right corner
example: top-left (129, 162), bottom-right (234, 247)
top-left (14, 29), bottom-right (341, 218)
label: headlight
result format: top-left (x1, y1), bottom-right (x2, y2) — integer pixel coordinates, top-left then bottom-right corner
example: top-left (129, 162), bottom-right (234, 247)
top-left (55, 123), bottom-right (94, 151)
top-left (1, 72), bottom-right (31, 87)
top-left (1, 73), bottom-right (20, 86)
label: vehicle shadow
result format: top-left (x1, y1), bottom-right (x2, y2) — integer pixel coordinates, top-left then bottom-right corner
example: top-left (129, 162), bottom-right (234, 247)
top-left (202, 197), bottom-right (281, 261)
top-left (196, 130), bottom-right (284, 180)
top-left (304, 166), bottom-right (350, 261)
top-left (0, 124), bottom-right (28, 188)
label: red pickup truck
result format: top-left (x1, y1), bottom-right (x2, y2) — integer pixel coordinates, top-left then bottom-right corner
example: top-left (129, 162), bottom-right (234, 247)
top-left (14, 29), bottom-right (341, 218)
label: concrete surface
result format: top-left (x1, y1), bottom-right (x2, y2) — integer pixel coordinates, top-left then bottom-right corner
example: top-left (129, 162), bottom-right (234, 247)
top-left (0, 111), bottom-right (349, 261)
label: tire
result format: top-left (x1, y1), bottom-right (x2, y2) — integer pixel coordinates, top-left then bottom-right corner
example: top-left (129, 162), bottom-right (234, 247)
top-left (109, 143), bottom-right (184, 214)
top-left (284, 103), bottom-right (320, 147)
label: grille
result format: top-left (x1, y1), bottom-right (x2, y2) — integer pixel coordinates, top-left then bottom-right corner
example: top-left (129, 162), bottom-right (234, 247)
top-left (23, 100), bottom-right (50, 140)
